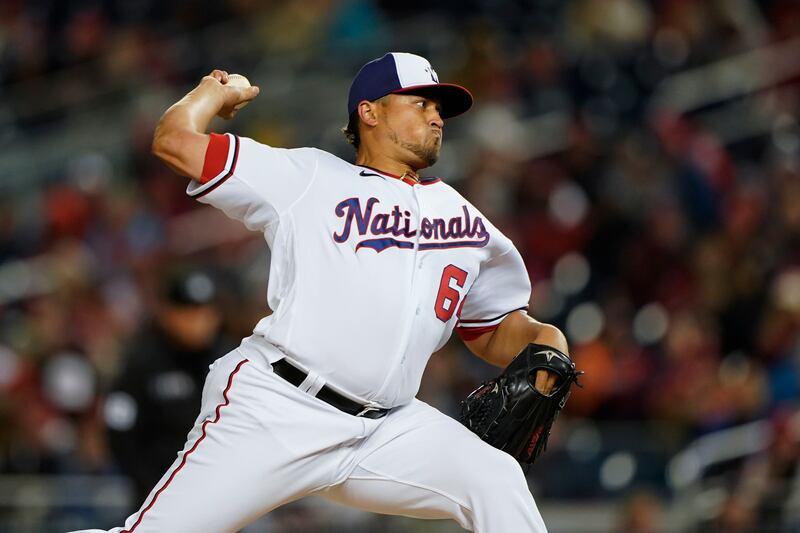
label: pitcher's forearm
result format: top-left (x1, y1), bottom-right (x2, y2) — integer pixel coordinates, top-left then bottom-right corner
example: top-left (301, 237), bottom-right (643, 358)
top-left (152, 70), bottom-right (260, 179)
top-left (493, 317), bottom-right (568, 364)
top-left (465, 311), bottom-right (569, 367)
top-left (160, 79), bottom-right (227, 136)
top-left (151, 79), bottom-right (224, 178)
top-left (528, 321), bottom-right (568, 353)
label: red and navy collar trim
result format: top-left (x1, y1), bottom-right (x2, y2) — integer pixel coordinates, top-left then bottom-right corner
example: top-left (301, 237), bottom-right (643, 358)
top-left (357, 165), bottom-right (441, 186)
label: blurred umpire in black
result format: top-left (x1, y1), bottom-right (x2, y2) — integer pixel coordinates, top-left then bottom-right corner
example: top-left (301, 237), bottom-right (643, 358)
top-left (103, 267), bottom-right (235, 505)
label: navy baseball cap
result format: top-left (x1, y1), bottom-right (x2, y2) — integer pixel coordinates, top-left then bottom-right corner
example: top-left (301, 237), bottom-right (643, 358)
top-left (348, 52), bottom-right (473, 119)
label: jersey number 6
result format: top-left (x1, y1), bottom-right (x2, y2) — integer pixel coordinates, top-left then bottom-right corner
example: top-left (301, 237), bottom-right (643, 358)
top-left (434, 265), bottom-right (468, 322)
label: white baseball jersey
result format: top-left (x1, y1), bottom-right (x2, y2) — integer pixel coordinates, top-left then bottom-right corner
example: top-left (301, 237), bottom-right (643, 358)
top-left (188, 133), bottom-right (531, 408)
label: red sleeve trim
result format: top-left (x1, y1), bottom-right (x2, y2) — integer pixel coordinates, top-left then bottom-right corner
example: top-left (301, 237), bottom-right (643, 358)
top-left (199, 133), bottom-right (231, 184)
top-left (456, 324), bottom-right (500, 342)
top-left (457, 306), bottom-right (528, 324)
top-left (193, 135), bottom-right (240, 199)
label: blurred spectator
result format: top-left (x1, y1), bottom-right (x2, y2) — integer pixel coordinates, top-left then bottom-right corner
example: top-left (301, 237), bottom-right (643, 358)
top-left (103, 266), bottom-right (233, 506)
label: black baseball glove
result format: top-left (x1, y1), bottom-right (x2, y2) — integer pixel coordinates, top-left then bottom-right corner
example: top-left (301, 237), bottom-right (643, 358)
top-left (459, 343), bottom-right (582, 465)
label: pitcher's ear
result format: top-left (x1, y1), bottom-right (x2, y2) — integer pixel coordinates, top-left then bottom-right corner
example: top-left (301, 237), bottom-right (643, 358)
top-left (358, 100), bottom-right (379, 127)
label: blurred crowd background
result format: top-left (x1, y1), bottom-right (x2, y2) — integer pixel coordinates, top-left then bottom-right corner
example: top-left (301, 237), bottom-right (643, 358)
top-left (2, 0), bottom-right (800, 531)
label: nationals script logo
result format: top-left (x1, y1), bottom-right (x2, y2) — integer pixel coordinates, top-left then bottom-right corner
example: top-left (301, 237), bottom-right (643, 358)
top-left (332, 197), bottom-right (490, 252)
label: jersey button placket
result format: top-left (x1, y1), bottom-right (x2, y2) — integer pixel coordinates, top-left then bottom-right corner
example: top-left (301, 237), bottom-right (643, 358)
top-left (404, 186), bottom-right (426, 358)
top-left (372, 182), bottom-right (421, 403)
top-left (404, 185), bottom-right (425, 361)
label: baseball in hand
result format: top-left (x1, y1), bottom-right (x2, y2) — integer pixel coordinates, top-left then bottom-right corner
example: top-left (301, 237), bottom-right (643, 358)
top-left (226, 74), bottom-right (252, 110)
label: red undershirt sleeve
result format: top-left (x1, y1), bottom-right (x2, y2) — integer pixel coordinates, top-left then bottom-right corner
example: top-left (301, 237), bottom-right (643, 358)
top-left (456, 324), bottom-right (501, 341)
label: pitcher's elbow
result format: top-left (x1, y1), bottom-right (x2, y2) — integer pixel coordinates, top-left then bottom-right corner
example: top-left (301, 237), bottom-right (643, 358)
top-left (150, 127), bottom-right (207, 179)
top-left (151, 129), bottom-right (175, 162)
top-left (151, 130), bottom-right (192, 177)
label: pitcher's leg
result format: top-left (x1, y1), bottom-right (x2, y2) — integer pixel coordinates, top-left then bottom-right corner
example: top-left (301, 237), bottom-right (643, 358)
top-left (79, 352), bottom-right (357, 533)
top-left (109, 355), bottom-right (287, 533)
top-left (322, 400), bottom-right (547, 533)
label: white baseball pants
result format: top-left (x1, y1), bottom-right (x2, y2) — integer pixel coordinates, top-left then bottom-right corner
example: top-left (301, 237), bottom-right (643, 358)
top-left (74, 350), bottom-right (546, 533)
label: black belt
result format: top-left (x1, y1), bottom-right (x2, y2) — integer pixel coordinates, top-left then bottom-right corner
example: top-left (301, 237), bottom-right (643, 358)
top-left (271, 358), bottom-right (390, 419)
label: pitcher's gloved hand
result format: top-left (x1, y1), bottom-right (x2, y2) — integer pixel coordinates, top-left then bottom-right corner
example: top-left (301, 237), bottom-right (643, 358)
top-left (459, 343), bottom-right (583, 465)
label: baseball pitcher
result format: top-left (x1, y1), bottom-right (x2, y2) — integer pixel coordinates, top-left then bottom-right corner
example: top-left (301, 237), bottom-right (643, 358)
top-left (76, 52), bottom-right (580, 533)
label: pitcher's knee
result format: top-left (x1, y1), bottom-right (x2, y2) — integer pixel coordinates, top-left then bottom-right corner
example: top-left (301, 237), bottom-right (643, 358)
top-left (466, 449), bottom-right (531, 506)
top-left (456, 450), bottom-right (546, 532)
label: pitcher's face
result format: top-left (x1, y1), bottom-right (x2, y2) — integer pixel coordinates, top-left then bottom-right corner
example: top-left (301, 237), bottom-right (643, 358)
top-left (378, 93), bottom-right (444, 168)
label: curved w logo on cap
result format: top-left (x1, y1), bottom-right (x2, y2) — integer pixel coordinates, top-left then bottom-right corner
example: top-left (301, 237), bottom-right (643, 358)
top-left (424, 66), bottom-right (439, 83)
